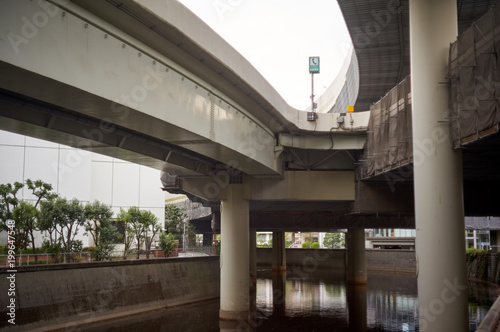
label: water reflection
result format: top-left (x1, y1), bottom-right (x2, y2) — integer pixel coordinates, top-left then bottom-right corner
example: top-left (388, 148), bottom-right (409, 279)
top-left (77, 269), bottom-right (495, 332)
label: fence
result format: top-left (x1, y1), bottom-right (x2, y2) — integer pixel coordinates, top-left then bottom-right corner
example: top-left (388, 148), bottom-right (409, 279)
top-left (180, 246), bottom-right (218, 257)
top-left (0, 252), bottom-right (92, 266)
top-left (0, 246), bottom-right (219, 266)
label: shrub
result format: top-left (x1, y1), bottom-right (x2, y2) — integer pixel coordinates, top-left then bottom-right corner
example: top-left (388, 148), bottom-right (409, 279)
top-left (302, 241), bottom-right (311, 248)
top-left (159, 233), bottom-right (176, 257)
top-left (311, 242), bottom-right (320, 248)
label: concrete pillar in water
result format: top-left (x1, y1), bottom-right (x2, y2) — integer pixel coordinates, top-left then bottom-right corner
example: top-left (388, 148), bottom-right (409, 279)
top-left (249, 228), bottom-right (257, 291)
top-left (272, 231), bottom-right (286, 273)
top-left (346, 228), bottom-right (366, 285)
top-left (272, 272), bottom-right (286, 317)
top-left (410, 0), bottom-right (468, 330)
top-left (347, 284), bottom-right (367, 331)
top-left (220, 184), bottom-right (250, 321)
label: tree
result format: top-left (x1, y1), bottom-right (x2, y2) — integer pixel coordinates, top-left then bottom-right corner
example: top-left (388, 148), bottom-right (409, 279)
top-left (164, 204), bottom-right (188, 241)
top-left (141, 211), bottom-right (160, 259)
top-left (92, 220), bottom-right (120, 261)
top-left (24, 180), bottom-right (56, 261)
top-left (116, 207), bottom-right (138, 260)
top-left (159, 232), bottom-right (176, 257)
top-left (84, 200), bottom-right (120, 261)
top-left (0, 182), bottom-right (29, 249)
top-left (164, 204), bottom-right (195, 243)
top-left (13, 201), bottom-right (39, 256)
top-left (40, 198), bottom-right (86, 256)
top-left (0, 180), bottom-right (56, 261)
top-left (127, 207), bottom-right (148, 259)
top-left (323, 233), bottom-right (345, 249)
top-left (116, 207), bottom-right (161, 260)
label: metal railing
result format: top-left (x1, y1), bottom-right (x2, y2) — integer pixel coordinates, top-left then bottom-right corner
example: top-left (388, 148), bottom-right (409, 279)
top-left (179, 246), bottom-right (218, 257)
top-left (0, 248), bottom-right (219, 266)
top-left (0, 252), bottom-right (93, 266)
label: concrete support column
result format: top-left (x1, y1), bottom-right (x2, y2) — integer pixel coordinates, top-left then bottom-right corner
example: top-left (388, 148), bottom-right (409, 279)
top-left (203, 233), bottom-right (212, 246)
top-left (272, 231), bottom-right (286, 273)
top-left (272, 272), bottom-right (286, 317)
top-left (249, 229), bottom-right (257, 290)
top-left (346, 228), bottom-right (366, 284)
top-left (220, 184), bottom-right (249, 321)
top-left (347, 284), bottom-right (367, 331)
top-left (410, 1), bottom-right (468, 331)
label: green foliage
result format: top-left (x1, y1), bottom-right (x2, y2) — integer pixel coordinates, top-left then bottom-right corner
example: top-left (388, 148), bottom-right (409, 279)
top-left (117, 207), bottom-right (159, 259)
top-left (0, 181), bottom-right (30, 249)
top-left (41, 240), bottom-right (63, 254)
top-left (141, 210), bottom-right (160, 259)
top-left (84, 201), bottom-right (120, 261)
top-left (302, 241), bottom-right (311, 248)
top-left (164, 204), bottom-right (192, 241)
top-left (0, 180), bottom-right (56, 261)
top-left (83, 201), bottom-right (114, 245)
top-left (159, 232), bottom-right (176, 256)
top-left (466, 248), bottom-right (489, 280)
top-left (0, 181), bottom-right (24, 227)
top-left (215, 240), bottom-right (221, 255)
top-left (311, 242), bottom-right (320, 248)
top-left (40, 197), bottom-right (85, 254)
top-left (323, 233), bottom-right (345, 249)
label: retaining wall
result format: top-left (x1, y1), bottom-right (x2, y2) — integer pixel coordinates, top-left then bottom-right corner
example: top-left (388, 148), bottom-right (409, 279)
top-left (257, 248), bottom-right (416, 273)
top-left (0, 256), bottom-right (220, 331)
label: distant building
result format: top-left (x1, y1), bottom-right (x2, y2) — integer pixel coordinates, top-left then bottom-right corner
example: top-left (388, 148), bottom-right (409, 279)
top-left (0, 130), bottom-right (168, 248)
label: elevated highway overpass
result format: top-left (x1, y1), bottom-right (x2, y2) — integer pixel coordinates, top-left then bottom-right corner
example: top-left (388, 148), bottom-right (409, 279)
top-left (2, 0), bottom-right (500, 328)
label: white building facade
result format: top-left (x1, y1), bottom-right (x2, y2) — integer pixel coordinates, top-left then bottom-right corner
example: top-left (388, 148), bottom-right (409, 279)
top-left (0, 129), bottom-right (166, 248)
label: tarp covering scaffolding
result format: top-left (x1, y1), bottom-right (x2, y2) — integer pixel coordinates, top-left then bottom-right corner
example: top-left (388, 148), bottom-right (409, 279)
top-left (358, 77), bottom-right (413, 179)
top-left (449, 4), bottom-right (500, 148)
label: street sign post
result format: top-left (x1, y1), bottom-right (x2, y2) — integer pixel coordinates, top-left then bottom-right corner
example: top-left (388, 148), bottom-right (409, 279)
top-left (309, 57), bottom-right (320, 73)
top-left (309, 57), bottom-right (320, 118)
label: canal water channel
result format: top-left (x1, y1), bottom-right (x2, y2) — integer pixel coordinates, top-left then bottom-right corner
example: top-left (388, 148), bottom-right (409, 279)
top-left (77, 269), bottom-right (499, 332)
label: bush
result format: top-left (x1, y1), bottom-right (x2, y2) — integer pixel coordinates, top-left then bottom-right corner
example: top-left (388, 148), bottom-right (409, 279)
top-left (311, 242), bottom-right (320, 248)
top-left (159, 233), bottom-right (176, 256)
top-left (82, 247), bottom-right (96, 253)
top-left (215, 240), bottom-right (221, 256)
top-left (41, 240), bottom-right (63, 254)
top-left (302, 241), bottom-right (311, 248)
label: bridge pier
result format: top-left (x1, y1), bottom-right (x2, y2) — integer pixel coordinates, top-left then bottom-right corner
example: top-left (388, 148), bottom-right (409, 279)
top-left (272, 231), bottom-right (286, 273)
top-left (346, 228), bottom-right (367, 284)
top-left (249, 228), bottom-right (257, 290)
top-left (219, 184), bottom-right (250, 321)
top-left (410, 0), bottom-right (468, 331)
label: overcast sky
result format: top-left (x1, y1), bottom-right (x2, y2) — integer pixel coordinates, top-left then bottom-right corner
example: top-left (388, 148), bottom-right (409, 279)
top-left (177, 0), bottom-right (352, 110)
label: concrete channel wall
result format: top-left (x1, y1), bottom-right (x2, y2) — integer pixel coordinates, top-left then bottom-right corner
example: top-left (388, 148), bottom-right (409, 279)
top-left (0, 256), bottom-right (220, 331)
top-left (257, 248), bottom-right (416, 273)
top-left (0, 250), bottom-right (415, 330)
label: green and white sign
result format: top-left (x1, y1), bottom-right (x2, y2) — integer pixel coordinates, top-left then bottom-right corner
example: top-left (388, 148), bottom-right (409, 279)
top-left (309, 56), bottom-right (320, 73)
